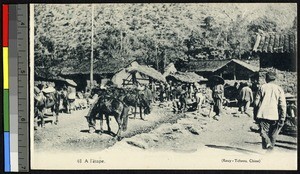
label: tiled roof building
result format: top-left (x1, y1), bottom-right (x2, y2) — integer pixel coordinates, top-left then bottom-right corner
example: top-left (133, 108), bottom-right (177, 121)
top-left (252, 32), bottom-right (297, 72)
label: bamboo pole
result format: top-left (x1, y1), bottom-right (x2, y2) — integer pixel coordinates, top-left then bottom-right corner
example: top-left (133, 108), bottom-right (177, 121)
top-left (90, 4), bottom-right (94, 88)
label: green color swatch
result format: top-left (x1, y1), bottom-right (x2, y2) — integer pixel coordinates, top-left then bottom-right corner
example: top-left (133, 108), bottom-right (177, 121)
top-left (4, 89), bottom-right (9, 131)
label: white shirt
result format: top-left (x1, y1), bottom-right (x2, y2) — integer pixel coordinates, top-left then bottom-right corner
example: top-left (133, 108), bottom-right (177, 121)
top-left (254, 82), bottom-right (286, 121)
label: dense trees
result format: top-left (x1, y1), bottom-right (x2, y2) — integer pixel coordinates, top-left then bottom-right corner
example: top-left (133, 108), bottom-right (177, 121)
top-left (34, 3), bottom-right (296, 73)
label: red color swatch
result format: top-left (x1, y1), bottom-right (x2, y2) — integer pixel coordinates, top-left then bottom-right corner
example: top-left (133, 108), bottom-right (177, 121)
top-left (2, 4), bottom-right (9, 47)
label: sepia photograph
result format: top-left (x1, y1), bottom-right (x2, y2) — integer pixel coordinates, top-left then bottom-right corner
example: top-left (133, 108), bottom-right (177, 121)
top-left (30, 3), bottom-right (297, 170)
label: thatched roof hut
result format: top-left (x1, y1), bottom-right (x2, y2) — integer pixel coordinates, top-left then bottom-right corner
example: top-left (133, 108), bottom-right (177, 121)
top-left (60, 58), bottom-right (136, 77)
top-left (58, 59), bottom-right (137, 90)
top-left (178, 59), bottom-right (259, 80)
top-left (35, 67), bottom-right (66, 82)
top-left (126, 64), bottom-right (166, 83)
top-left (180, 60), bottom-right (229, 73)
top-left (35, 67), bottom-right (67, 89)
top-left (166, 71), bottom-right (207, 83)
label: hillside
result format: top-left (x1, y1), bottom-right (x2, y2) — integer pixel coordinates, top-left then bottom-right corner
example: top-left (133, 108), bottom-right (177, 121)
top-left (34, 3), bottom-right (297, 74)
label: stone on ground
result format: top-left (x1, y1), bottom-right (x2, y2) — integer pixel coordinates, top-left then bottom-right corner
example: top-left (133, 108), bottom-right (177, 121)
top-left (187, 126), bottom-right (200, 135)
top-left (126, 138), bottom-right (148, 149)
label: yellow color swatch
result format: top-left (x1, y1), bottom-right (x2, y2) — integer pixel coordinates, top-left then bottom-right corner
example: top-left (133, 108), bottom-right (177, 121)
top-left (3, 47), bottom-right (9, 89)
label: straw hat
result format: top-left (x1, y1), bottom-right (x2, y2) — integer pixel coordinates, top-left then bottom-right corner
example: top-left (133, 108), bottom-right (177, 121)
top-left (66, 79), bottom-right (77, 87)
top-left (42, 86), bottom-right (56, 94)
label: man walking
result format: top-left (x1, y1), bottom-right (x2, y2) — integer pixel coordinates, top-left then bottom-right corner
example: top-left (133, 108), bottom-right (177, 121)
top-left (143, 85), bottom-right (153, 115)
top-left (239, 82), bottom-right (253, 115)
top-left (195, 88), bottom-right (205, 113)
top-left (254, 72), bottom-right (286, 150)
top-left (212, 83), bottom-right (224, 120)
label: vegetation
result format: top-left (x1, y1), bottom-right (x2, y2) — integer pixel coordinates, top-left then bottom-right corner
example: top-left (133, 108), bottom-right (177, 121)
top-left (34, 3), bottom-right (296, 73)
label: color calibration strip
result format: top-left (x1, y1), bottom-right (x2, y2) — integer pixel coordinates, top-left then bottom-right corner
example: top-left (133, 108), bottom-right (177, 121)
top-left (3, 4), bottom-right (29, 172)
top-left (3, 4), bottom-right (11, 172)
top-left (9, 4), bottom-right (19, 172)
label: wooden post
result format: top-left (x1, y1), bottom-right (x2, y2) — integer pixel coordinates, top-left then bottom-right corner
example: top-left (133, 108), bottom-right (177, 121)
top-left (233, 63), bottom-right (236, 80)
top-left (132, 72), bottom-right (137, 85)
top-left (163, 50), bottom-right (166, 73)
top-left (120, 30), bottom-right (123, 52)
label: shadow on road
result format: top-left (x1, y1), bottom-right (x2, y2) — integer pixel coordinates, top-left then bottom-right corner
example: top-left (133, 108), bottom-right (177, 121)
top-left (280, 132), bottom-right (297, 137)
top-left (275, 144), bottom-right (297, 150)
top-left (80, 130), bottom-right (90, 133)
top-left (80, 129), bottom-right (116, 136)
top-left (205, 144), bottom-right (261, 154)
top-left (245, 141), bottom-right (297, 151)
top-left (276, 140), bottom-right (297, 145)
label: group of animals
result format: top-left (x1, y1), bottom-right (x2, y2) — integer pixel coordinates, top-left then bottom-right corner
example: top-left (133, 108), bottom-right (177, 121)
top-left (86, 87), bottom-right (152, 141)
top-left (35, 85), bottom-right (152, 141)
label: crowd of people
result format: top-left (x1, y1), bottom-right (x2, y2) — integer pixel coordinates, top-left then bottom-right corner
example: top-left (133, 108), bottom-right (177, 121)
top-left (33, 81), bottom-right (99, 130)
top-left (148, 79), bottom-right (260, 122)
top-left (34, 72), bottom-right (297, 151)
top-left (148, 81), bottom-right (210, 113)
top-left (33, 79), bottom-right (258, 130)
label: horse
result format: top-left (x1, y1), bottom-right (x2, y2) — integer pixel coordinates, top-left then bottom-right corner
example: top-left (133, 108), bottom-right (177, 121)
top-left (87, 89), bottom-right (129, 141)
top-left (122, 88), bottom-right (151, 120)
top-left (35, 90), bottom-right (60, 128)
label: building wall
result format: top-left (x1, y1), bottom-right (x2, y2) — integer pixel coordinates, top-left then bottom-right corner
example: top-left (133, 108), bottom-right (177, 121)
top-left (60, 74), bottom-right (102, 91)
top-left (217, 62), bottom-right (258, 80)
top-left (259, 52), bottom-right (296, 72)
top-left (196, 64), bottom-right (257, 81)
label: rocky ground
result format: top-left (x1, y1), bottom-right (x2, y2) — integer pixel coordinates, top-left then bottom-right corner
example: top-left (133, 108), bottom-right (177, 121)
top-left (33, 101), bottom-right (297, 169)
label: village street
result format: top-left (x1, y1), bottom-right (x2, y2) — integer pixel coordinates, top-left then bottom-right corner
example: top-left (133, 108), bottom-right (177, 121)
top-left (34, 102), bottom-right (297, 155)
top-left (31, 3), bottom-right (297, 170)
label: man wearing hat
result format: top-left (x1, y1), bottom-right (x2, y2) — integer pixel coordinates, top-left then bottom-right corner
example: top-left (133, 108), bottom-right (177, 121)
top-left (254, 72), bottom-right (286, 150)
top-left (42, 86), bottom-right (59, 126)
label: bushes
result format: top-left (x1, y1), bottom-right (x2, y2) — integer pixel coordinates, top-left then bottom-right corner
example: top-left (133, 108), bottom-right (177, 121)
top-left (259, 68), bottom-right (297, 95)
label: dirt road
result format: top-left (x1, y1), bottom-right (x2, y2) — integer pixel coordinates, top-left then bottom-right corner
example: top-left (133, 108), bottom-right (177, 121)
top-left (33, 102), bottom-right (297, 169)
top-left (123, 106), bottom-right (297, 155)
top-left (35, 102), bottom-right (297, 154)
top-left (34, 102), bottom-right (184, 152)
